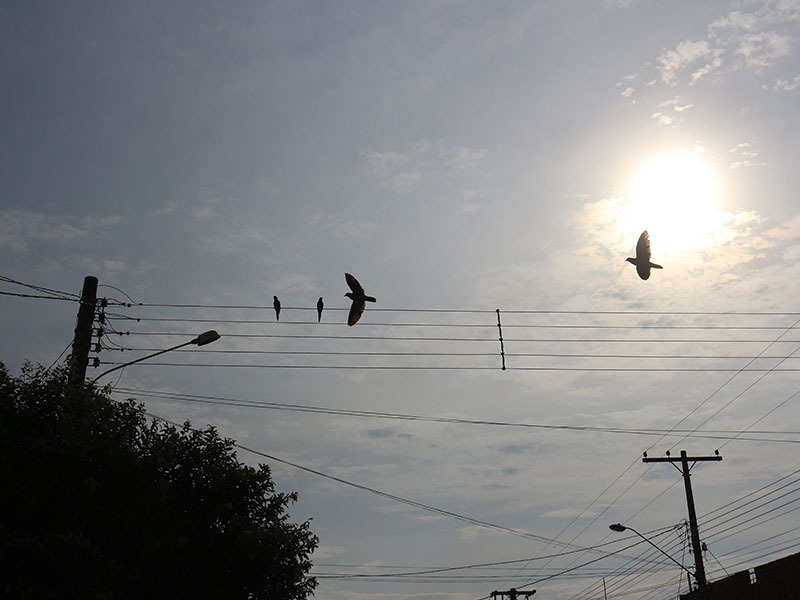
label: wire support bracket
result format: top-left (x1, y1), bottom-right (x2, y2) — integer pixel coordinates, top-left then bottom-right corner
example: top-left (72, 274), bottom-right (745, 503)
top-left (496, 309), bottom-right (506, 371)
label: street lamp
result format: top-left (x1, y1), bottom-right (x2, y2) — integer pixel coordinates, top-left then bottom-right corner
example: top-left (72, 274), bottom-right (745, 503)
top-left (92, 330), bottom-right (221, 383)
top-left (609, 522), bottom-right (695, 589)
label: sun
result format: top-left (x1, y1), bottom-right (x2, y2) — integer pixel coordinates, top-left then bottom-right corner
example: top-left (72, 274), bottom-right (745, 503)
top-left (620, 149), bottom-right (723, 256)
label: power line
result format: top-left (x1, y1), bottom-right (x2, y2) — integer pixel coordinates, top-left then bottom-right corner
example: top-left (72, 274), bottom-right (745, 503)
top-left (97, 360), bottom-right (800, 372)
top-left (131, 403), bottom-right (645, 558)
top-left (0, 274), bottom-right (80, 300)
top-left (111, 387), bottom-right (800, 443)
top-left (0, 290), bottom-right (78, 302)
top-left (101, 345), bottom-right (800, 361)
top-left (99, 314), bottom-right (800, 330)
top-left (108, 301), bottom-right (800, 316)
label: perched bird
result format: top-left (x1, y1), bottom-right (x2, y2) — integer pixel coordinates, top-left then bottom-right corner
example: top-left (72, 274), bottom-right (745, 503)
top-left (344, 272), bottom-right (376, 326)
top-left (317, 297), bottom-right (324, 323)
top-left (273, 296), bottom-right (281, 321)
top-left (626, 230), bottom-right (663, 280)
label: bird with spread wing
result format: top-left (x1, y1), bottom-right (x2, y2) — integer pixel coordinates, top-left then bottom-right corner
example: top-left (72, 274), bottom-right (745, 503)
top-left (344, 273), bottom-right (376, 326)
top-left (626, 230), bottom-right (663, 280)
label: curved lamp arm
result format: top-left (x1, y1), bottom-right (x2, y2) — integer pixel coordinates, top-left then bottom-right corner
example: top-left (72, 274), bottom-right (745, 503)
top-left (92, 330), bottom-right (220, 384)
top-left (609, 523), bottom-right (694, 577)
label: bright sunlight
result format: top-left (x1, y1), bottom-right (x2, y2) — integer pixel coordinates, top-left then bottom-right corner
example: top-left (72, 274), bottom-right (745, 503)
top-left (620, 149), bottom-right (725, 256)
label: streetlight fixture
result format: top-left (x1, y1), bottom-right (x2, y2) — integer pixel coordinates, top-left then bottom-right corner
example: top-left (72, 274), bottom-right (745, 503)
top-left (609, 522), bottom-right (696, 588)
top-left (92, 330), bottom-right (221, 383)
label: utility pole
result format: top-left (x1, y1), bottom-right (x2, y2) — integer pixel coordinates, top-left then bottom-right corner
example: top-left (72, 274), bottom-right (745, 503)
top-left (490, 588), bottom-right (536, 600)
top-left (643, 450), bottom-right (721, 597)
top-left (68, 275), bottom-right (98, 386)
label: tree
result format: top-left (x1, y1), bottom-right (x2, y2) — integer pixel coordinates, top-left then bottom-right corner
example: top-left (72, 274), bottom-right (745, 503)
top-left (0, 362), bottom-right (318, 599)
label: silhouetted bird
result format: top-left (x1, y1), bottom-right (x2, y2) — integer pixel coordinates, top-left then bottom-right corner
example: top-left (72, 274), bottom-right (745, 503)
top-left (626, 230), bottom-right (663, 280)
top-left (317, 297), bottom-right (324, 323)
top-left (344, 273), bottom-right (376, 326)
top-left (273, 296), bottom-right (281, 321)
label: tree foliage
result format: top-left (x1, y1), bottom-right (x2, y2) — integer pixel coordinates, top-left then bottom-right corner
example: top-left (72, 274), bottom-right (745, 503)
top-left (0, 362), bottom-right (318, 599)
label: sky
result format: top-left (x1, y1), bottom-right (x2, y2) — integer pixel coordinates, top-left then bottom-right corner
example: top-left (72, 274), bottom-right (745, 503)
top-left (2, 1), bottom-right (800, 598)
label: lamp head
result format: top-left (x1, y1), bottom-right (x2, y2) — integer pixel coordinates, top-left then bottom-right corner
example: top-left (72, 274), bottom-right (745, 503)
top-left (192, 330), bottom-right (221, 346)
top-left (609, 523), bottom-right (627, 532)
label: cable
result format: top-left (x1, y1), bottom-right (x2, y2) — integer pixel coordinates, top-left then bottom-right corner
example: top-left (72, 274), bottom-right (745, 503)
top-left (97, 360), bottom-right (800, 372)
top-left (92, 314), bottom-right (800, 330)
top-left (98, 284), bottom-right (138, 305)
top-left (663, 318), bottom-right (800, 453)
top-left (112, 386), bottom-right (800, 443)
top-left (100, 344), bottom-right (800, 361)
top-left (0, 290), bottom-right (77, 302)
top-left (0, 274), bottom-right (79, 300)
top-left (47, 340), bottom-right (74, 370)
top-left (700, 468), bottom-right (800, 522)
top-left (112, 302), bottom-right (800, 315)
top-left (128, 402), bottom-right (644, 557)
top-left (700, 476), bottom-right (800, 533)
top-left (718, 388), bottom-right (800, 450)
top-left (559, 321), bottom-right (800, 600)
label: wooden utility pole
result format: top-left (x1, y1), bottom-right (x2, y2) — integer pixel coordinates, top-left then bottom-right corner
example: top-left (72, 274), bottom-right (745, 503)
top-left (68, 275), bottom-right (98, 386)
top-left (490, 588), bottom-right (536, 600)
top-left (643, 450), bottom-right (721, 597)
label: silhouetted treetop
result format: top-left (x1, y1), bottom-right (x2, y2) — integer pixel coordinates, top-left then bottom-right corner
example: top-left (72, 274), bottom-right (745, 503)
top-left (0, 362), bottom-right (318, 600)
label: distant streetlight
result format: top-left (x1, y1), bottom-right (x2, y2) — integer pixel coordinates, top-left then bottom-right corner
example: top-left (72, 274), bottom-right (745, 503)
top-left (92, 330), bottom-right (221, 383)
top-left (609, 522), bottom-right (696, 586)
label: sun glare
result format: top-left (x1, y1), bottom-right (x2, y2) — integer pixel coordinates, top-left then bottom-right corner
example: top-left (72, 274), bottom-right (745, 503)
top-left (620, 150), bottom-right (723, 256)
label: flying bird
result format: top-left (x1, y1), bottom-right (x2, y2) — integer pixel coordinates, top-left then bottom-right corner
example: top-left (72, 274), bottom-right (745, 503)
top-left (273, 296), bottom-right (281, 321)
top-left (317, 297), bottom-right (324, 323)
top-left (344, 273), bottom-right (376, 326)
top-left (626, 230), bottom-right (663, 280)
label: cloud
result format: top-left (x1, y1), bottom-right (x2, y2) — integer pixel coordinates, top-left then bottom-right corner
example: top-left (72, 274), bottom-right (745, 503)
top-left (604, 0), bottom-right (639, 7)
top-left (540, 506), bottom-right (600, 519)
top-left (496, 443), bottom-right (535, 455)
top-left (764, 215), bottom-right (800, 241)
top-left (729, 141), bottom-right (765, 169)
top-left (709, 10), bottom-right (760, 33)
top-left (767, 74), bottom-right (800, 90)
top-left (65, 255), bottom-right (129, 277)
top-left (311, 211), bottom-right (377, 239)
top-left (643, 3), bottom-right (799, 89)
top-left (733, 31), bottom-right (793, 71)
top-left (362, 148), bottom-right (422, 189)
top-left (0, 210), bottom-right (121, 253)
top-left (650, 112), bottom-right (674, 127)
top-left (437, 145), bottom-right (488, 169)
top-left (460, 190), bottom-right (490, 216)
top-left (364, 427), bottom-right (400, 439)
top-left (313, 545), bottom-right (348, 560)
top-left (650, 96), bottom-right (695, 127)
top-left (273, 272), bottom-right (321, 295)
top-left (362, 142), bottom-right (489, 205)
top-left (657, 40), bottom-right (722, 85)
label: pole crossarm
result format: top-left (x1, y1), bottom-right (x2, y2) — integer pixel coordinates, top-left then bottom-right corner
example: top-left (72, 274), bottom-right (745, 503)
top-left (490, 588), bottom-right (536, 600)
top-left (641, 450), bottom-right (721, 598)
top-left (643, 456), bottom-right (722, 463)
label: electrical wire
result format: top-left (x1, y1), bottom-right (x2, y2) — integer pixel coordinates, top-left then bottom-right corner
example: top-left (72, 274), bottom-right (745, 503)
top-left (97, 360), bottom-right (800, 372)
top-left (110, 301), bottom-right (800, 315)
top-left (47, 340), bottom-right (74, 370)
top-left (93, 314), bottom-right (800, 330)
top-left (0, 290), bottom-right (78, 302)
top-left (0, 274), bottom-right (80, 300)
top-left (111, 386), bottom-right (800, 443)
top-left (128, 402), bottom-right (650, 557)
top-left (100, 344), bottom-right (800, 361)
